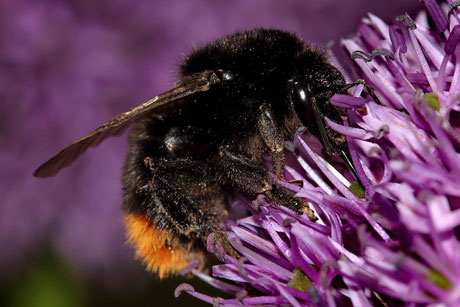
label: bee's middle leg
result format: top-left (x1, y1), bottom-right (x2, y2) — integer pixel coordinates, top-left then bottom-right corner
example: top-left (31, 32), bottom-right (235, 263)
top-left (216, 148), bottom-right (316, 220)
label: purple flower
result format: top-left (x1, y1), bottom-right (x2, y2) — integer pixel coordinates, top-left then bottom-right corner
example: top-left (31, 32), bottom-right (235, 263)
top-left (176, 1), bottom-right (460, 305)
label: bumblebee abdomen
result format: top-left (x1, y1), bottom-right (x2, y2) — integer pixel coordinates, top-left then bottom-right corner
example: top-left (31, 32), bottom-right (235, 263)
top-left (123, 213), bottom-right (205, 278)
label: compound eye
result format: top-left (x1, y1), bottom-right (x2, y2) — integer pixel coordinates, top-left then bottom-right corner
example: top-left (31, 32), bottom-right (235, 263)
top-left (292, 81), bottom-right (314, 125)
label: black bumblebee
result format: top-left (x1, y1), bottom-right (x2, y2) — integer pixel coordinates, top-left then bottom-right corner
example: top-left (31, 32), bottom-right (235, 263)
top-left (34, 29), bottom-right (360, 277)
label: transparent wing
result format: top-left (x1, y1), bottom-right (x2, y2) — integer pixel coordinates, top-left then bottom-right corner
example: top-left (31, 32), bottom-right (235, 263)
top-left (34, 70), bottom-right (222, 178)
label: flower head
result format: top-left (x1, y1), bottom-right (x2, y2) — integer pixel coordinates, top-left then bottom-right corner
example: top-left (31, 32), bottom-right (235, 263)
top-left (176, 1), bottom-right (460, 305)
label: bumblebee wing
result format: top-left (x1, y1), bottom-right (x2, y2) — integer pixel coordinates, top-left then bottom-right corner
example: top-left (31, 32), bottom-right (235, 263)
top-left (34, 70), bottom-right (222, 178)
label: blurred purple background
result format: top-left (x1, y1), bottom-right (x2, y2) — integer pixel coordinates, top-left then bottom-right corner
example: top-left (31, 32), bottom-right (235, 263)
top-left (0, 0), bottom-right (420, 300)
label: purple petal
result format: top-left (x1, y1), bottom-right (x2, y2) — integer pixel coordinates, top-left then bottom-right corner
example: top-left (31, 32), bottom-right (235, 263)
top-left (424, 0), bottom-right (449, 32)
top-left (409, 30), bottom-right (439, 91)
top-left (359, 24), bottom-right (382, 49)
top-left (330, 94), bottom-right (367, 108)
top-left (445, 25), bottom-right (460, 55)
top-left (389, 24), bottom-right (407, 53)
top-left (325, 117), bottom-right (371, 140)
top-left (192, 269), bottom-right (243, 295)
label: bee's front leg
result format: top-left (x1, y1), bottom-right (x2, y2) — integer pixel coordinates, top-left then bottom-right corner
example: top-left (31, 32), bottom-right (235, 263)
top-left (215, 147), bottom-right (316, 220)
top-left (257, 103), bottom-right (286, 181)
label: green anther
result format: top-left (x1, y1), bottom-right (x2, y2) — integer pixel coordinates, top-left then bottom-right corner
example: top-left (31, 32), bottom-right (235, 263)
top-left (349, 181), bottom-right (365, 198)
top-left (426, 268), bottom-right (452, 290)
top-left (287, 267), bottom-right (311, 292)
top-left (422, 93), bottom-right (440, 111)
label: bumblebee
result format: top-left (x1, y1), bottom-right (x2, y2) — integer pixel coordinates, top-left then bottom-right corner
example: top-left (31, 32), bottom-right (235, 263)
top-left (35, 29), bottom-right (359, 277)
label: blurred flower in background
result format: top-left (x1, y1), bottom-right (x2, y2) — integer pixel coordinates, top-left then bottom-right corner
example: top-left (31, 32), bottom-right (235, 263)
top-left (0, 0), bottom-right (419, 306)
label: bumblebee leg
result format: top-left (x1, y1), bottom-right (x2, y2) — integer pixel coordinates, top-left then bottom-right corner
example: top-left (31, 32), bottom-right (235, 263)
top-left (266, 184), bottom-right (317, 220)
top-left (217, 147), bottom-right (274, 194)
top-left (257, 103), bottom-right (286, 180)
top-left (124, 150), bottom-right (240, 261)
top-left (216, 148), bottom-right (316, 220)
top-left (143, 157), bottom-right (240, 259)
top-left (152, 174), bottom-right (239, 259)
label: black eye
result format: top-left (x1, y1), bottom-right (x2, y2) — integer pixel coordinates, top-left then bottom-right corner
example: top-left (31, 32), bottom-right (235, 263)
top-left (292, 81), bottom-right (314, 125)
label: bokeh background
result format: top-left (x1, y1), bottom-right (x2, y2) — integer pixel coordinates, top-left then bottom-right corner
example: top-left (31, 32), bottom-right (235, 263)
top-left (1, 0), bottom-right (420, 306)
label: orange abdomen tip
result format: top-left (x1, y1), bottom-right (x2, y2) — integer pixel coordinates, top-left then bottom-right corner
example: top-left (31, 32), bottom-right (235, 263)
top-left (123, 213), bottom-right (205, 278)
